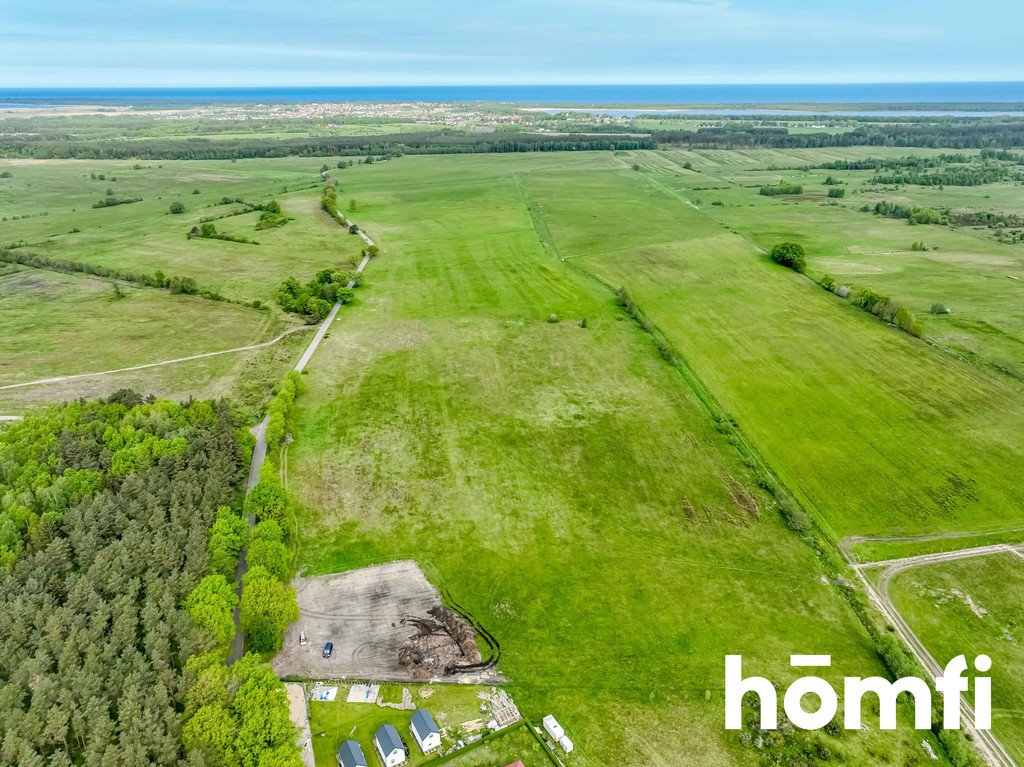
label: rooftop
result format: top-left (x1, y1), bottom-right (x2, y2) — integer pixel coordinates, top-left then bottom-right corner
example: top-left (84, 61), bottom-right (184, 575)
top-left (411, 708), bottom-right (440, 738)
top-left (375, 723), bottom-right (403, 755)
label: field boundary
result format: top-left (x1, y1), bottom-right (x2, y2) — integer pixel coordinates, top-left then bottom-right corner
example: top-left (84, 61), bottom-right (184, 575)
top-left (0, 324), bottom-right (314, 391)
top-left (517, 166), bottom-right (999, 767)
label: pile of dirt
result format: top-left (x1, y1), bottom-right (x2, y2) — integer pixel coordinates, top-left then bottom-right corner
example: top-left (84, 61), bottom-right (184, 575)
top-left (398, 606), bottom-right (483, 678)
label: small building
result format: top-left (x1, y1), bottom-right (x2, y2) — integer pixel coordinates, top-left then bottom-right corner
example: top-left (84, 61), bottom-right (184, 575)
top-left (542, 715), bottom-right (564, 743)
top-left (337, 740), bottom-right (368, 767)
top-left (559, 735), bottom-right (574, 753)
top-left (374, 724), bottom-right (406, 767)
top-left (410, 709), bottom-right (441, 753)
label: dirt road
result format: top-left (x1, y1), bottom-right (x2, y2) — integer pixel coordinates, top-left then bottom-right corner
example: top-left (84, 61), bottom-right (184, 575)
top-left (0, 325), bottom-right (315, 392)
top-left (229, 218), bottom-right (376, 663)
top-left (847, 541), bottom-right (1021, 767)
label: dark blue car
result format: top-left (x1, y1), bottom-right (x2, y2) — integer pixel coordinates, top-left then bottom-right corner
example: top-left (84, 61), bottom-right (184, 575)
top-left (322, 642), bottom-right (333, 658)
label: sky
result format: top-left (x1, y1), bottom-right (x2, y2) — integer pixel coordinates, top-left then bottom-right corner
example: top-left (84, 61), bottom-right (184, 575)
top-left (1, 0), bottom-right (1022, 87)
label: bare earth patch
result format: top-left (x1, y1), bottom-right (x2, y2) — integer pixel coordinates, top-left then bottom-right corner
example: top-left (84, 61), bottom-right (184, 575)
top-left (273, 561), bottom-right (501, 684)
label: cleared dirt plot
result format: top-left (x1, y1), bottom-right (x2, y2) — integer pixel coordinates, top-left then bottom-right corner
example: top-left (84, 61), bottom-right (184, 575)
top-left (274, 561), bottom-right (499, 683)
top-left (285, 154), bottom-right (942, 766)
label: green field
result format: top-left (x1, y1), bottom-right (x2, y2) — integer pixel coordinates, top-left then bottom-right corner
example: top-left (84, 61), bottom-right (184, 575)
top-left (285, 153), bottom-right (943, 766)
top-left (5, 143), bottom-right (1024, 765)
top-left (511, 154), bottom-right (1024, 539)
top-left (0, 157), bottom-right (366, 304)
top-left (890, 553), bottom-right (1024, 763)
top-left (635, 148), bottom-right (1024, 379)
top-left (0, 157), bottom-right (369, 411)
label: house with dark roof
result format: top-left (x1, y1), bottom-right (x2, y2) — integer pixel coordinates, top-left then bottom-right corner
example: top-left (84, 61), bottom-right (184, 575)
top-left (337, 740), bottom-right (368, 767)
top-left (374, 723), bottom-right (407, 767)
top-left (410, 708), bottom-right (441, 753)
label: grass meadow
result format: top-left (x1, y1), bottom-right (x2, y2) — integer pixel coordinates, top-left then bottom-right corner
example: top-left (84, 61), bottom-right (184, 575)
top-left (0, 157), bottom-right (366, 303)
top-left (4, 146), bottom-right (1023, 764)
top-left (518, 156), bottom-right (1024, 539)
top-left (889, 553), bottom-right (1024, 763)
top-left (0, 157), bottom-right (366, 411)
top-left (285, 153), bottom-right (943, 766)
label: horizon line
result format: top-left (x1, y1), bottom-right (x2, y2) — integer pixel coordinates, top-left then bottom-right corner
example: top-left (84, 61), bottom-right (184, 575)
top-left (3, 79), bottom-right (1024, 90)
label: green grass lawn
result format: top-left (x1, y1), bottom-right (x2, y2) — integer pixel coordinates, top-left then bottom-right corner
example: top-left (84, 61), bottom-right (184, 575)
top-left (518, 160), bottom-right (1024, 539)
top-left (889, 553), bottom-right (1024, 763)
top-left (308, 683), bottom-right (538, 767)
top-left (286, 153), bottom-right (943, 767)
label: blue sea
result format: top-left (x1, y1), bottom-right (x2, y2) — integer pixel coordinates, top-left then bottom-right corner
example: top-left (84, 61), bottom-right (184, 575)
top-left (2, 83), bottom-right (1024, 113)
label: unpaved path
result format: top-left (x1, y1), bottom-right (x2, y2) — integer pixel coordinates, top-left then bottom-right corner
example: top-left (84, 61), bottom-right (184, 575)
top-left (0, 324), bottom-right (315, 392)
top-left (847, 540), bottom-right (1022, 767)
top-left (229, 215), bottom-right (376, 663)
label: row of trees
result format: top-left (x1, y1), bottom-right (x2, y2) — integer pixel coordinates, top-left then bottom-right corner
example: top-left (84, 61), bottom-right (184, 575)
top-left (651, 119), bottom-right (1024, 150)
top-left (871, 165), bottom-right (1011, 186)
top-left (819, 275), bottom-right (923, 337)
top-left (92, 196), bottom-right (142, 208)
top-left (759, 182), bottom-right (803, 196)
top-left (0, 131), bottom-right (656, 161)
top-left (235, 373), bottom-right (305, 656)
top-left (188, 222), bottom-right (259, 244)
top-left (0, 247), bottom-right (262, 307)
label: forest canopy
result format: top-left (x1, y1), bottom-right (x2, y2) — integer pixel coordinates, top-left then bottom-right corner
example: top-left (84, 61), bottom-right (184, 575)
top-left (0, 393), bottom-right (301, 766)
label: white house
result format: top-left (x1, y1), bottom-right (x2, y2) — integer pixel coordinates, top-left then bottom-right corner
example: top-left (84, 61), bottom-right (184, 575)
top-left (374, 724), bottom-right (406, 767)
top-left (542, 715), bottom-right (564, 743)
top-left (410, 709), bottom-right (442, 753)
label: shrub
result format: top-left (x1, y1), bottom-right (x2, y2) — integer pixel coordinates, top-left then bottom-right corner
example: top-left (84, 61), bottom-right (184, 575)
top-left (778, 495), bottom-right (810, 532)
top-left (759, 182), bottom-right (803, 196)
top-left (827, 187), bottom-right (846, 198)
top-left (930, 303), bottom-right (950, 314)
top-left (768, 242), bottom-right (807, 273)
top-left (169, 201), bottom-right (186, 214)
top-left (547, 313), bottom-right (559, 323)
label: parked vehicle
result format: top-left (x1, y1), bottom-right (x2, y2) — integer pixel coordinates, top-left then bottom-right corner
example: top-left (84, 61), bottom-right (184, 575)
top-left (323, 642), bottom-right (333, 658)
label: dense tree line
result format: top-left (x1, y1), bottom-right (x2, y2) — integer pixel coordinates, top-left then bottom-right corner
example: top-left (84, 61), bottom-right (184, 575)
top-left (0, 131), bottom-right (655, 160)
top-left (0, 248), bottom-right (261, 307)
top-left (276, 267), bottom-right (356, 321)
top-left (870, 165), bottom-right (1011, 186)
top-left (816, 153), bottom-right (973, 171)
top-left (947, 208), bottom-right (1024, 228)
top-left (651, 119), bottom-right (1024, 149)
top-left (0, 393), bottom-right (253, 764)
